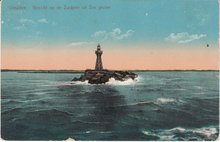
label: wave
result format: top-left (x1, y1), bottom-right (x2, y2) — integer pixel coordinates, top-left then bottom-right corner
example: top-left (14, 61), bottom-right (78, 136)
top-left (125, 101), bottom-right (158, 107)
top-left (192, 127), bottom-right (217, 138)
top-left (25, 109), bottom-right (72, 117)
top-left (59, 80), bottom-right (90, 86)
top-left (142, 130), bottom-right (158, 136)
top-left (99, 131), bottom-right (112, 134)
top-left (4, 100), bottom-right (23, 104)
top-left (2, 107), bottom-right (23, 115)
top-left (142, 126), bottom-right (219, 141)
top-left (85, 131), bottom-right (91, 134)
top-left (4, 99), bottom-right (50, 105)
top-left (69, 80), bottom-right (89, 85)
top-left (62, 76), bottom-right (141, 86)
top-left (115, 98), bottom-right (181, 108)
top-left (168, 127), bottom-right (186, 132)
top-left (106, 77), bottom-right (139, 86)
top-left (194, 86), bottom-right (204, 90)
top-left (107, 76), bottom-right (142, 86)
top-left (82, 130), bottom-right (112, 134)
top-left (165, 78), bottom-right (184, 82)
top-left (76, 120), bottom-right (102, 124)
top-left (156, 98), bottom-right (176, 104)
top-left (166, 88), bottom-right (186, 91)
top-left (193, 92), bottom-right (205, 95)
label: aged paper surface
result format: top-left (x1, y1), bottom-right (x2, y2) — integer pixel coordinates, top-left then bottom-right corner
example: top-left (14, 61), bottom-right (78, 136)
top-left (1, 0), bottom-right (219, 141)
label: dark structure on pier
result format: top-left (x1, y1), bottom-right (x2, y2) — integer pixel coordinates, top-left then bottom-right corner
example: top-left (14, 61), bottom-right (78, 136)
top-left (72, 44), bottom-right (137, 84)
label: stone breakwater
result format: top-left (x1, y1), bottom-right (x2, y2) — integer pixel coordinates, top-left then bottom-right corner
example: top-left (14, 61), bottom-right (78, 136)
top-left (72, 69), bottom-right (138, 84)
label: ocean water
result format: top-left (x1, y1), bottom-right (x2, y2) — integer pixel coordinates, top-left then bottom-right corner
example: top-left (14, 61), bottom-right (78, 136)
top-left (1, 71), bottom-right (219, 140)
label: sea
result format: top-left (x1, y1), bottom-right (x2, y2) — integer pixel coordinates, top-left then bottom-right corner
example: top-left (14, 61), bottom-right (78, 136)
top-left (1, 71), bottom-right (219, 140)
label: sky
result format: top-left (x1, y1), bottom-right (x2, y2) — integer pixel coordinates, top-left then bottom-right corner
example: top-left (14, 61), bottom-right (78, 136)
top-left (1, 0), bottom-right (219, 70)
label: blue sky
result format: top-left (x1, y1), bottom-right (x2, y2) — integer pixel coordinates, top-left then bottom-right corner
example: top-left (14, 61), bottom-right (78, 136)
top-left (2, 0), bottom-right (219, 48)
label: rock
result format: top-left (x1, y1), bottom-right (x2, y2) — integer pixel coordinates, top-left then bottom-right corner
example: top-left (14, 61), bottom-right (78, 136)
top-left (72, 75), bottom-right (86, 81)
top-left (71, 77), bottom-right (79, 81)
top-left (72, 70), bottom-right (137, 84)
top-left (88, 73), bottom-right (110, 84)
top-left (79, 75), bottom-right (87, 81)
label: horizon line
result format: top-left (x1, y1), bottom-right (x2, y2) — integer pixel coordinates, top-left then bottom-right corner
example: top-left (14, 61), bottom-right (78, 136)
top-left (1, 69), bottom-right (219, 72)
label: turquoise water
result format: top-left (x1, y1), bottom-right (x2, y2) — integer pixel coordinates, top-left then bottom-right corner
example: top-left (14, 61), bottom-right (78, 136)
top-left (1, 71), bottom-right (219, 140)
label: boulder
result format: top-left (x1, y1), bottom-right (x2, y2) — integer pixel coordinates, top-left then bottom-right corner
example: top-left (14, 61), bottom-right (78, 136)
top-left (72, 70), bottom-right (137, 84)
top-left (88, 75), bottom-right (110, 84)
top-left (71, 77), bottom-right (79, 81)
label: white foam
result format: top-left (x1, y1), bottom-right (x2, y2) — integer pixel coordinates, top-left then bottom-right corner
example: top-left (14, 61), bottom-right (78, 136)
top-left (71, 80), bottom-right (89, 85)
top-left (106, 76), bottom-right (141, 86)
top-left (156, 98), bottom-right (175, 104)
top-left (142, 130), bottom-right (149, 135)
top-left (163, 127), bottom-right (218, 140)
top-left (125, 101), bottom-right (151, 107)
top-left (142, 130), bottom-right (176, 140)
top-left (106, 78), bottom-right (134, 85)
top-left (61, 76), bottom-right (141, 86)
top-left (62, 80), bottom-right (90, 86)
top-left (99, 131), bottom-right (112, 134)
top-left (192, 128), bottom-right (217, 138)
top-left (142, 130), bottom-right (158, 137)
top-left (142, 126), bottom-right (218, 141)
top-left (85, 131), bottom-right (91, 134)
top-left (168, 127), bottom-right (186, 133)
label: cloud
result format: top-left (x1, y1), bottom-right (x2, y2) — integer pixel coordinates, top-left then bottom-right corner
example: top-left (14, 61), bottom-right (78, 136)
top-left (93, 31), bottom-right (107, 38)
top-left (92, 28), bottom-right (135, 41)
top-left (14, 18), bottom-right (34, 30)
top-left (14, 18), bottom-right (51, 30)
top-left (19, 18), bottom-right (49, 24)
top-left (38, 18), bottom-right (49, 24)
top-left (113, 29), bottom-right (134, 40)
top-left (111, 28), bottom-right (121, 36)
top-left (165, 32), bottom-right (206, 43)
top-left (68, 28), bottom-right (135, 48)
top-left (67, 41), bottom-right (95, 47)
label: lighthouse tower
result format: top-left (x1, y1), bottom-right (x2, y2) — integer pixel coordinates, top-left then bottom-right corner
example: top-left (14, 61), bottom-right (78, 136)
top-left (95, 44), bottom-right (103, 70)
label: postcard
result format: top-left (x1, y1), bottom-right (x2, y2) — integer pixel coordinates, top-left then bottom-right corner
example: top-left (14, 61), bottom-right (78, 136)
top-left (1, 0), bottom-right (219, 141)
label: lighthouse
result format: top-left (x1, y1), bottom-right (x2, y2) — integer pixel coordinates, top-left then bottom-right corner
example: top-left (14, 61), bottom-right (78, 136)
top-left (95, 44), bottom-right (103, 70)
top-left (72, 43), bottom-right (137, 84)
